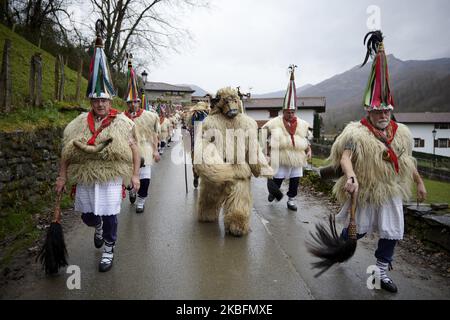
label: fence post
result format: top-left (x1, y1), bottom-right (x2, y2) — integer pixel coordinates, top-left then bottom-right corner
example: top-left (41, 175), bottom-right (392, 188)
top-left (35, 53), bottom-right (42, 107)
top-left (54, 56), bottom-right (59, 100)
top-left (0, 39), bottom-right (12, 113)
top-left (58, 55), bottom-right (65, 101)
top-left (75, 58), bottom-right (83, 102)
top-left (29, 54), bottom-right (36, 105)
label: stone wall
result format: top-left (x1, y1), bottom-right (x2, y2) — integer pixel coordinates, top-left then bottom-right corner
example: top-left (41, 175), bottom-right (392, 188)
top-left (0, 128), bottom-right (63, 209)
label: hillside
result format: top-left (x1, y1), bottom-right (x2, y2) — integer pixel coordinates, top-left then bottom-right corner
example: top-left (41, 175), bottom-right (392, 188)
top-left (252, 84), bottom-right (313, 98)
top-left (300, 55), bottom-right (450, 133)
top-left (0, 24), bottom-right (130, 132)
top-left (176, 84), bottom-right (210, 96)
top-left (0, 24), bottom-right (88, 107)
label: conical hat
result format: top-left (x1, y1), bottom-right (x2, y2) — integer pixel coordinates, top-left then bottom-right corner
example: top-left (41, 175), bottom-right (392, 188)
top-left (125, 53), bottom-right (141, 103)
top-left (282, 65), bottom-right (298, 110)
top-left (361, 31), bottom-right (394, 111)
top-left (86, 19), bottom-right (116, 100)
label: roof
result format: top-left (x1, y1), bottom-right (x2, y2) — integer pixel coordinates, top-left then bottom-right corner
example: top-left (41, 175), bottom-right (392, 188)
top-left (144, 82), bottom-right (195, 93)
top-left (244, 97), bottom-right (326, 112)
top-left (395, 112), bottom-right (450, 124)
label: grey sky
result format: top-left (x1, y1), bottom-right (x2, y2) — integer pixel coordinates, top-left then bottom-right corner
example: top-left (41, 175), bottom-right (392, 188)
top-left (149, 0), bottom-right (450, 94)
top-left (70, 0), bottom-right (450, 94)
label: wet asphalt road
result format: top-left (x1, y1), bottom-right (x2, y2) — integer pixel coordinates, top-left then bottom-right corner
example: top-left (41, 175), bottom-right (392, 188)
top-left (2, 128), bottom-right (450, 300)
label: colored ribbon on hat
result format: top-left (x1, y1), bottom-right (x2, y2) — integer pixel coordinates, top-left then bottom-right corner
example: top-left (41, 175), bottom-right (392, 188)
top-left (360, 117), bottom-right (399, 173)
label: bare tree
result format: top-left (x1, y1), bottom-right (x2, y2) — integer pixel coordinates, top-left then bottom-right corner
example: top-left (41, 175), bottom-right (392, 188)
top-left (7, 0), bottom-right (73, 44)
top-left (88, 0), bottom-right (208, 72)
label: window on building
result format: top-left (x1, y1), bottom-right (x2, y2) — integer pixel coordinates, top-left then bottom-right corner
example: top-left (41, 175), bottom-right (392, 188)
top-left (269, 110), bottom-right (279, 118)
top-left (414, 138), bottom-right (425, 148)
top-left (435, 123), bottom-right (450, 129)
top-left (435, 138), bottom-right (450, 148)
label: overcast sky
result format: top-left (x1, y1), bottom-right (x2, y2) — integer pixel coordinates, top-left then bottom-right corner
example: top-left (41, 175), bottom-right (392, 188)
top-left (72, 0), bottom-right (450, 94)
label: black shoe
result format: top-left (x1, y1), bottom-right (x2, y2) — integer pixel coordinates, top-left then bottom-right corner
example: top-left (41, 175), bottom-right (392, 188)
top-left (380, 278), bottom-right (398, 293)
top-left (193, 177), bottom-right (199, 188)
top-left (94, 234), bottom-right (104, 249)
top-left (99, 246), bottom-right (114, 272)
top-left (129, 190), bottom-right (136, 204)
top-left (268, 194), bottom-right (275, 202)
top-left (136, 206), bottom-right (144, 214)
top-left (287, 198), bottom-right (297, 211)
top-left (267, 179), bottom-right (283, 201)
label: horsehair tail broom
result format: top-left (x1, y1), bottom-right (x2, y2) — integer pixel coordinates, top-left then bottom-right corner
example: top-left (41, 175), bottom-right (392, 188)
top-left (37, 192), bottom-right (68, 274)
top-left (306, 189), bottom-right (358, 277)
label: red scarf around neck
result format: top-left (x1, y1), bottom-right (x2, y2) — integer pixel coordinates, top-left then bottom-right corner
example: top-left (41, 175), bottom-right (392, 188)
top-left (159, 115), bottom-right (165, 125)
top-left (283, 116), bottom-right (298, 146)
top-left (124, 109), bottom-right (143, 121)
top-left (360, 117), bottom-right (399, 173)
top-left (87, 108), bottom-right (119, 145)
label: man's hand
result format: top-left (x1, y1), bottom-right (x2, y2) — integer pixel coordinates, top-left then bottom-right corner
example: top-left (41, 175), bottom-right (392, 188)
top-left (131, 174), bottom-right (140, 192)
top-left (55, 177), bottom-right (67, 194)
top-left (306, 148), bottom-right (312, 160)
top-left (153, 152), bottom-right (161, 163)
top-left (344, 176), bottom-right (359, 194)
top-left (417, 181), bottom-right (427, 202)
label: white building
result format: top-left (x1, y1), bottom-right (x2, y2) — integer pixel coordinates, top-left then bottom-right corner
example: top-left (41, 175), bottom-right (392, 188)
top-left (243, 97), bottom-right (326, 132)
top-left (144, 82), bottom-right (195, 105)
top-left (395, 112), bottom-right (450, 157)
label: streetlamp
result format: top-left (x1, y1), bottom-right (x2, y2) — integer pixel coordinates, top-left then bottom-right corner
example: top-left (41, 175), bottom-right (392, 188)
top-left (141, 70), bottom-right (148, 86)
top-left (141, 70), bottom-right (148, 109)
top-left (432, 128), bottom-right (437, 167)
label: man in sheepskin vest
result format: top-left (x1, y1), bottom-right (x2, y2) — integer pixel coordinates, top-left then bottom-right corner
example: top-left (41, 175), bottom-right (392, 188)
top-left (55, 20), bottom-right (141, 272)
top-left (158, 107), bottom-right (171, 155)
top-left (263, 65), bottom-right (312, 211)
top-left (330, 31), bottom-right (427, 293)
top-left (123, 55), bottom-right (161, 213)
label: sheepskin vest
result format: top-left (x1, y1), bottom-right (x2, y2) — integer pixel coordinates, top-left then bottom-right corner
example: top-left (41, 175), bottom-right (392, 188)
top-left (262, 116), bottom-right (310, 168)
top-left (62, 112), bottom-right (135, 184)
top-left (160, 118), bottom-right (171, 141)
top-left (132, 110), bottom-right (160, 166)
top-left (329, 121), bottom-right (416, 206)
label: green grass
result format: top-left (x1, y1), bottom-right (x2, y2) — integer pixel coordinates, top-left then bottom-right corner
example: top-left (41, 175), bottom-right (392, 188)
top-left (0, 193), bottom-right (73, 268)
top-left (0, 24), bottom-right (88, 107)
top-left (412, 177), bottom-right (450, 206)
top-left (311, 157), bottom-right (329, 167)
top-left (0, 24), bottom-right (131, 132)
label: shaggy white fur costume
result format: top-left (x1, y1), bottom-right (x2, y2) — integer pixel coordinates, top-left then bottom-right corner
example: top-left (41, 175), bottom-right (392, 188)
top-left (328, 121), bottom-right (416, 207)
top-left (133, 110), bottom-right (160, 166)
top-left (262, 115), bottom-right (311, 171)
top-left (62, 112), bottom-right (135, 185)
top-left (159, 117), bottom-right (171, 143)
top-left (194, 87), bottom-right (272, 236)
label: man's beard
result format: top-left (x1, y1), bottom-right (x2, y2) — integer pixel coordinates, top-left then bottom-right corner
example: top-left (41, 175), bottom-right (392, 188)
top-left (375, 120), bottom-right (389, 130)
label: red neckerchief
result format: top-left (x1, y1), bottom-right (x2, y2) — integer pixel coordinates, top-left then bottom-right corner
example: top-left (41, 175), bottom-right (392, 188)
top-left (124, 109), bottom-right (143, 121)
top-left (159, 115), bottom-right (165, 124)
top-left (360, 117), bottom-right (399, 173)
top-left (87, 108), bottom-right (119, 145)
top-left (283, 116), bottom-right (298, 146)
